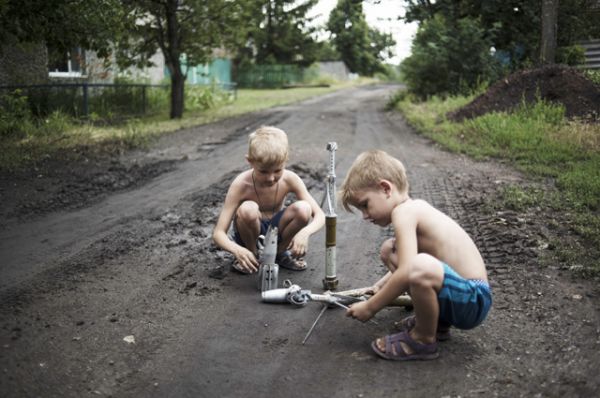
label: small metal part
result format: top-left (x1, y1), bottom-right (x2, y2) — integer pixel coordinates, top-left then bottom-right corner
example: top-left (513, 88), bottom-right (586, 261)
top-left (261, 287), bottom-right (289, 303)
top-left (258, 263), bottom-right (279, 292)
top-left (260, 225), bottom-right (278, 264)
top-left (323, 275), bottom-right (339, 290)
top-left (307, 292), bottom-right (379, 325)
top-left (261, 280), bottom-right (310, 306)
top-left (257, 225), bottom-right (279, 291)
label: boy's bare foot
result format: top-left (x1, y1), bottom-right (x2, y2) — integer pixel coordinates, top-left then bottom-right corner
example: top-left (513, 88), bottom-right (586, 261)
top-left (276, 251), bottom-right (307, 271)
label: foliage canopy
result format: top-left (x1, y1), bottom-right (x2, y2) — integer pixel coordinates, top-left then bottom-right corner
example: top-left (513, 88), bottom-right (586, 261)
top-left (401, 15), bottom-right (500, 98)
top-left (0, 0), bottom-right (124, 59)
top-left (116, 0), bottom-right (250, 119)
top-left (403, 0), bottom-right (600, 68)
top-left (234, 0), bottom-right (321, 68)
top-left (327, 0), bottom-right (395, 76)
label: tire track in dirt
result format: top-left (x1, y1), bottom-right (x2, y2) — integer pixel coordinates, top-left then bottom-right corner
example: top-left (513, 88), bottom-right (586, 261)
top-left (417, 165), bottom-right (600, 396)
top-left (374, 110), bottom-right (600, 396)
top-left (0, 162), bottom-right (325, 397)
top-left (2, 85), bottom-right (599, 397)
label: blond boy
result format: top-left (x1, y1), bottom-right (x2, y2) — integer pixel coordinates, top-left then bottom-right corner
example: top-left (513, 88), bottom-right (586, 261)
top-left (340, 150), bottom-right (491, 361)
top-left (212, 126), bottom-right (325, 273)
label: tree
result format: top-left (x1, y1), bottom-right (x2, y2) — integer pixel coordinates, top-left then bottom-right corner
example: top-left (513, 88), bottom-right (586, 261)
top-left (540, 0), bottom-right (559, 63)
top-left (118, 0), bottom-right (250, 119)
top-left (0, 0), bottom-right (123, 60)
top-left (556, 0), bottom-right (600, 45)
top-left (327, 0), bottom-right (395, 76)
top-left (314, 40), bottom-right (342, 62)
top-left (403, 0), bottom-right (600, 69)
top-left (233, 0), bottom-right (320, 68)
top-left (401, 15), bottom-right (499, 98)
top-left (404, 0), bottom-right (539, 68)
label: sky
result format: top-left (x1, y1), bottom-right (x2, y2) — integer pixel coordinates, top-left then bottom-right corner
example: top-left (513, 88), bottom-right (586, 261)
top-left (307, 0), bottom-right (419, 64)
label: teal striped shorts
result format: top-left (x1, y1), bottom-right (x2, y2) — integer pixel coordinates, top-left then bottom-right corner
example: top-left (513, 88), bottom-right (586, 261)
top-left (437, 262), bottom-right (492, 330)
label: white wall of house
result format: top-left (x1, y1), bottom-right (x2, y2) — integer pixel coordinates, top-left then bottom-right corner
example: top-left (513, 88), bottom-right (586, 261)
top-left (316, 61), bottom-right (350, 81)
top-left (117, 51), bottom-right (165, 84)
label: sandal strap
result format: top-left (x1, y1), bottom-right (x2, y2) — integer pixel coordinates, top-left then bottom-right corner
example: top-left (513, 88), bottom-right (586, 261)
top-left (276, 250), bottom-right (307, 271)
top-left (385, 331), bottom-right (438, 357)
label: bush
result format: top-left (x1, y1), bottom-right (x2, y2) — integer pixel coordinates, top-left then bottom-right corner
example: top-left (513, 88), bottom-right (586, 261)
top-left (185, 84), bottom-right (232, 111)
top-left (584, 69), bottom-right (600, 85)
top-left (401, 15), bottom-right (501, 99)
top-left (35, 111), bottom-right (72, 138)
top-left (556, 45), bottom-right (586, 66)
top-left (0, 90), bottom-right (34, 138)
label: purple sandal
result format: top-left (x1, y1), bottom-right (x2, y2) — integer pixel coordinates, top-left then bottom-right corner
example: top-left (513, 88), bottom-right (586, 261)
top-left (371, 330), bottom-right (439, 361)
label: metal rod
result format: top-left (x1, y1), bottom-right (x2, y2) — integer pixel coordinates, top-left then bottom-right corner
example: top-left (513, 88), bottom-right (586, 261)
top-left (301, 304), bottom-right (328, 345)
top-left (329, 301), bottom-right (380, 325)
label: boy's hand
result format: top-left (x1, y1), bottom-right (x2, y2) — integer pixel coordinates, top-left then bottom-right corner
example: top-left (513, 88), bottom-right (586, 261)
top-left (346, 301), bottom-right (375, 322)
top-left (234, 247), bottom-right (259, 273)
top-left (288, 230), bottom-right (309, 258)
top-left (366, 284), bottom-right (380, 295)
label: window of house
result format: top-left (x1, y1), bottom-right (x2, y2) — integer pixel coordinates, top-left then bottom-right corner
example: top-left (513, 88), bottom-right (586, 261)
top-left (48, 47), bottom-right (86, 77)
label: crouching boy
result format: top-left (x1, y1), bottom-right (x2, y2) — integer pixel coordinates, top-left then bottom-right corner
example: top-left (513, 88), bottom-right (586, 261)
top-left (212, 126), bottom-right (325, 274)
top-left (341, 150), bottom-right (492, 361)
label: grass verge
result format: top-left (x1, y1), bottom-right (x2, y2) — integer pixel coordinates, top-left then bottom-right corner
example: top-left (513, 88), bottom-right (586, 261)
top-left (0, 80), bottom-right (368, 171)
top-left (393, 92), bottom-right (600, 276)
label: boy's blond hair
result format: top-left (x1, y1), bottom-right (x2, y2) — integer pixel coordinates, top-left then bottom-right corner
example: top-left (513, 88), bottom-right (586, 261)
top-left (247, 126), bottom-right (289, 167)
top-left (340, 150), bottom-right (409, 212)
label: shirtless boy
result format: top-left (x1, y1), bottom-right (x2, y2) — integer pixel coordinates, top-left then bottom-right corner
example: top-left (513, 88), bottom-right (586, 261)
top-left (340, 150), bottom-right (492, 360)
top-left (212, 126), bottom-right (325, 273)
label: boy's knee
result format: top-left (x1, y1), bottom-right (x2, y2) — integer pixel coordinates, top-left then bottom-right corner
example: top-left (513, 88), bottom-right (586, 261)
top-left (289, 200), bottom-right (311, 223)
top-left (236, 201), bottom-right (260, 222)
top-left (408, 254), bottom-right (442, 288)
top-left (379, 238), bottom-right (395, 265)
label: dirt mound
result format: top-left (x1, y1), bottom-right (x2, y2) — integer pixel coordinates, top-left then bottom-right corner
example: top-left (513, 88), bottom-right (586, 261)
top-left (448, 65), bottom-right (600, 122)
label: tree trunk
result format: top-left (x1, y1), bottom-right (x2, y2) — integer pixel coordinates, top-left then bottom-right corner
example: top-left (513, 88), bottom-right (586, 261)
top-left (170, 63), bottom-right (185, 119)
top-left (540, 0), bottom-right (559, 64)
top-left (165, 0), bottom-right (184, 119)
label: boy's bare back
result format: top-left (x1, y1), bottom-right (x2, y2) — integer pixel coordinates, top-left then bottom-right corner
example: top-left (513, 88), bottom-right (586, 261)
top-left (392, 198), bottom-right (487, 281)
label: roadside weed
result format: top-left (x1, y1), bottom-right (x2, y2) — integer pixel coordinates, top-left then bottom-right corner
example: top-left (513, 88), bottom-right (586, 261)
top-left (0, 82), bottom-right (364, 171)
top-left (497, 185), bottom-right (545, 212)
top-left (395, 92), bottom-right (600, 275)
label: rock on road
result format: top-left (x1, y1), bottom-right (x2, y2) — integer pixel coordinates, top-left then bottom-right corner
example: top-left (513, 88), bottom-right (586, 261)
top-left (1, 84), bottom-right (599, 397)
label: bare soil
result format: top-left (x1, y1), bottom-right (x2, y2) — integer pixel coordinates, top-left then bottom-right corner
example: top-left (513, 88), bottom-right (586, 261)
top-left (448, 65), bottom-right (600, 122)
top-left (1, 84), bottom-right (599, 398)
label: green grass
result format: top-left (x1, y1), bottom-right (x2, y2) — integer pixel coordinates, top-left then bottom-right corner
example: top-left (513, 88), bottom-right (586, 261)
top-left (394, 92), bottom-right (600, 275)
top-left (0, 79), bottom-right (369, 171)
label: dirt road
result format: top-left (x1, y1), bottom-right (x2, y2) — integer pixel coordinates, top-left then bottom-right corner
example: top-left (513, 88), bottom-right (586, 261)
top-left (1, 84), bottom-right (599, 397)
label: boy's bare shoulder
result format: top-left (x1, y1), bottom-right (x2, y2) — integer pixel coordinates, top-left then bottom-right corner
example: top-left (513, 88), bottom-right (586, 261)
top-left (392, 199), bottom-right (445, 228)
top-left (282, 168), bottom-right (300, 178)
top-left (231, 169), bottom-right (252, 183)
top-left (227, 170), bottom-right (253, 193)
top-left (281, 169), bottom-right (303, 186)
top-left (394, 198), bottom-right (433, 214)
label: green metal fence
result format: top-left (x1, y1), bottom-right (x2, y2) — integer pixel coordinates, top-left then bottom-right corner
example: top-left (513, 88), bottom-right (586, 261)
top-left (0, 82), bottom-right (237, 121)
top-left (236, 64), bottom-right (318, 88)
top-left (185, 58), bottom-right (233, 85)
top-left (0, 83), bottom-right (169, 119)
